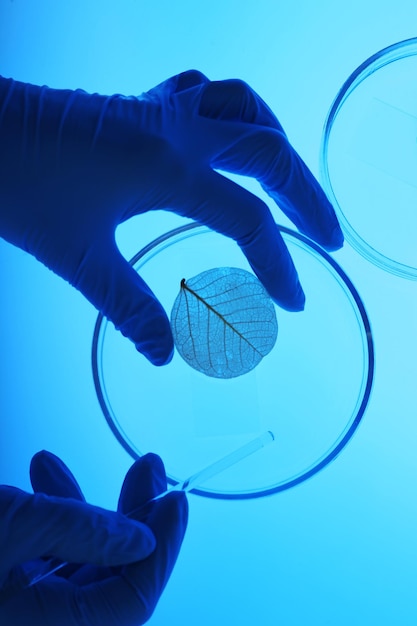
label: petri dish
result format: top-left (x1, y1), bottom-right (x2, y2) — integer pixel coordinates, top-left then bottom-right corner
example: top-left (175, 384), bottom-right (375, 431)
top-left (92, 223), bottom-right (374, 500)
top-left (320, 37), bottom-right (417, 278)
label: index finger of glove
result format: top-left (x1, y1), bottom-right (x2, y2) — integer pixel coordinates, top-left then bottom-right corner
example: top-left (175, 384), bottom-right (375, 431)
top-left (118, 454), bottom-right (167, 517)
top-left (168, 166), bottom-right (305, 311)
top-left (121, 491), bottom-right (188, 622)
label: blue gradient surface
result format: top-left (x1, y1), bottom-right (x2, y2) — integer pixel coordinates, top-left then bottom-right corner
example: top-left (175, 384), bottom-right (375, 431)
top-left (1, 1), bottom-right (417, 624)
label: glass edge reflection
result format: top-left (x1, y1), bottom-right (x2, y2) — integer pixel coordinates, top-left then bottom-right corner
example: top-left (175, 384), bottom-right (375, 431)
top-left (319, 37), bottom-right (417, 279)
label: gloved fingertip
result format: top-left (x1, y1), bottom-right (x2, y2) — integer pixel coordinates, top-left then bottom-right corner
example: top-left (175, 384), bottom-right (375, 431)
top-left (129, 522), bottom-right (157, 557)
top-left (169, 489), bottom-right (188, 511)
top-left (30, 450), bottom-right (85, 500)
top-left (274, 280), bottom-right (305, 312)
top-left (327, 223), bottom-right (344, 251)
top-left (136, 342), bottom-right (174, 366)
top-left (107, 519), bottom-right (156, 564)
top-left (30, 449), bottom-right (54, 485)
top-left (136, 453), bottom-right (167, 492)
top-left (162, 490), bottom-right (189, 529)
top-left (312, 211), bottom-right (344, 252)
top-left (141, 452), bottom-right (166, 474)
top-left (175, 70), bottom-right (209, 92)
top-left (119, 453), bottom-right (168, 515)
top-left (291, 281), bottom-right (306, 312)
top-left (30, 449), bottom-right (53, 467)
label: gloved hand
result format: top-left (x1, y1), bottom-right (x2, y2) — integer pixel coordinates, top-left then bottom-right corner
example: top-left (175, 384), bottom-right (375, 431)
top-left (0, 70), bottom-right (343, 365)
top-left (0, 451), bottom-right (187, 625)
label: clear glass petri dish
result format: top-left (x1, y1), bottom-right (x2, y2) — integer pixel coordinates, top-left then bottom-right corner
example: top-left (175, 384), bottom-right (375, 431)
top-left (92, 224), bottom-right (374, 500)
top-left (320, 37), bottom-right (417, 278)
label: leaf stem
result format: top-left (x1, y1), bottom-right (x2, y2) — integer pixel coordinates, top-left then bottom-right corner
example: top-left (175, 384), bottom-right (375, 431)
top-left (181, 278), bottom-right (263, 355)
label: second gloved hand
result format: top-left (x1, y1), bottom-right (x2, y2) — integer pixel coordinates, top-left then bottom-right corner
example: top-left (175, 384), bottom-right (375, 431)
top-left (0, 451), bottom-right (187, 626)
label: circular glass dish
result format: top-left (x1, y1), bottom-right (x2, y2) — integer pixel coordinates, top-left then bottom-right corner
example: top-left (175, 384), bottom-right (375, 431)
top-left (92, 224), bottom-right (374, 500)
top-left (320, 37), bottom-right (417, 278)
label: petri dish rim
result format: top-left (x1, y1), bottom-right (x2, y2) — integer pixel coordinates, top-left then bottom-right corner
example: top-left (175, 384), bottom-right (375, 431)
top-left (320, 37), bottom-right (417, 279)
top-left (91, 223), bottom-right (375, 500)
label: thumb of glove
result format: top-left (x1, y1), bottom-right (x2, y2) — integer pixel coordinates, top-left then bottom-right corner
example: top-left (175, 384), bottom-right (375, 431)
top-left (73, 242), bottom-right (174, 366)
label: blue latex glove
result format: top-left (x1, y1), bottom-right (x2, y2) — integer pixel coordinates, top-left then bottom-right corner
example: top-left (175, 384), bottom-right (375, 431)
top-left (0, 451), bottom-right (188, 625)
top-left (0, 70), bottom-right (343, 365)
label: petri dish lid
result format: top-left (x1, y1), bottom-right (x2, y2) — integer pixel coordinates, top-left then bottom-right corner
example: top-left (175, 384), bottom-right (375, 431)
top-left (92, 223), bottom-right (374, 500)
top-left (320, 37), bottom-right (417, 278)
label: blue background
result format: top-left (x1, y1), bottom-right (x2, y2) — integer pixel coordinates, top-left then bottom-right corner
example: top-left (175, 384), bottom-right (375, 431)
top-left (1, 1), bottom-right (417, 624)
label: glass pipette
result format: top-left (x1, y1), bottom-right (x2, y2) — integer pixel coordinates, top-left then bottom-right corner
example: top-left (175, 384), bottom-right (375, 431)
top-left (25, 430), bottom-right (275, 588)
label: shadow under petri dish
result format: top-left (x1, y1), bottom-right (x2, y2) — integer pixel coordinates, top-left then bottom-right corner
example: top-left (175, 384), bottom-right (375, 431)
top-left (320, 37), bottom-right (417, 278)
top-left (92, 224), bottom-right (374, 500)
